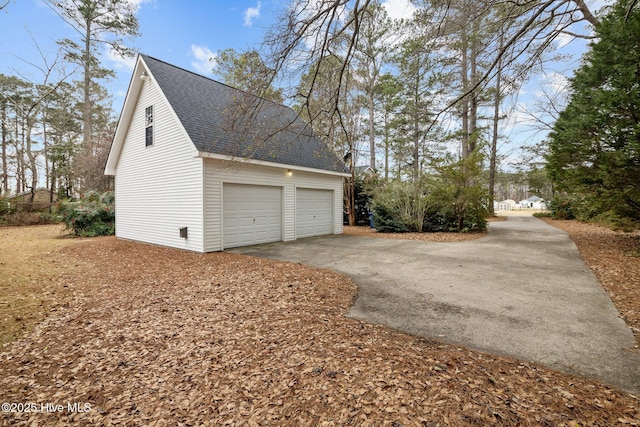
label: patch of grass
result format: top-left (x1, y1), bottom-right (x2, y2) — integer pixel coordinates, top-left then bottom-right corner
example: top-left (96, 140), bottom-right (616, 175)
top-left (0, 225), bottom-right (79, 347)
top-left (0, 211), bottom-right (60, 227)
top-left (533, 211), bottom-right (553, 218)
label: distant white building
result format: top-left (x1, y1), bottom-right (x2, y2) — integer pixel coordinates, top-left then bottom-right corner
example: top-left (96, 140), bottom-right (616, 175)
top-left (496, 199), bottom-right (517, 211)
top-left (519, 196), bottom-right (546, 210)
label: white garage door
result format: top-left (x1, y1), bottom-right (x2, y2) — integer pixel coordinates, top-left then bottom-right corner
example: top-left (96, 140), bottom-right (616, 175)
top-left (296, 188), bottom-right (333, 239)
top-left (223, 183), bottom-right (282, 248)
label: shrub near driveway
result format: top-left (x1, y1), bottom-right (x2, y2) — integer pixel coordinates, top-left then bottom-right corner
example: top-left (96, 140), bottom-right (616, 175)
top-left (372, 154), bottom-right (488, 234)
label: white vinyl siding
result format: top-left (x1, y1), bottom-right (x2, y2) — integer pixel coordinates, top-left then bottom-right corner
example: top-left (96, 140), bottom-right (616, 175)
top-left (204, 159), bottom-right (343, 252)
top-left (223, 184), bottom-right (282, 248)
top-left (295, 188), bottom-right (333, 238)
top-left (113, 77), bottom-right (204, 252)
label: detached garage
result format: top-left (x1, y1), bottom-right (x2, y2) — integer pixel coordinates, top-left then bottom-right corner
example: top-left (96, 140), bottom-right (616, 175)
top-left (105, 55), bottom-right (349, 252)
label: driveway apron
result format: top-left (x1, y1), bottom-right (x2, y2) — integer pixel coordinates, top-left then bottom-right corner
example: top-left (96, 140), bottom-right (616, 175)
top-left (231, 216), bottom-right (640, 394)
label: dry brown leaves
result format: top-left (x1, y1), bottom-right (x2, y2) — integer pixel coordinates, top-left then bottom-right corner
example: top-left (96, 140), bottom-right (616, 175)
top-left (1, 229), bottom-right (638, 426)
top-left (0, 225), bottom-right (83, 346)
top-left (343, 226), bottom-right (485, 242)
top-left (542, 218), bottom-right (640, 343)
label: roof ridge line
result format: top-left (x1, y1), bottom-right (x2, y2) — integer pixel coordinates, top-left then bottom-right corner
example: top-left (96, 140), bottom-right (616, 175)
top-left (139, 53), bottom-right (294, 114)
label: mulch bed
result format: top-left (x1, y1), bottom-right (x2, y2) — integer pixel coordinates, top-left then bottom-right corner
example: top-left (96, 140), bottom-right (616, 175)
top-left (1, 233), bottom-right (638, 425)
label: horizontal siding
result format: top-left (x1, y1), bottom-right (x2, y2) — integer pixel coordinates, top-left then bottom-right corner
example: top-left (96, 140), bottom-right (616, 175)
top-left (204, 159), bottom-right (343, 252)
top-left (114, 77), bottom-right (204, 252)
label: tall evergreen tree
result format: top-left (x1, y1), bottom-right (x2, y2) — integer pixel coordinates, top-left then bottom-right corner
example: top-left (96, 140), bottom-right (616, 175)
top-left (46, 0), bottom-right (139, 153)
top-left (546, 0), bottom-right (640, 222)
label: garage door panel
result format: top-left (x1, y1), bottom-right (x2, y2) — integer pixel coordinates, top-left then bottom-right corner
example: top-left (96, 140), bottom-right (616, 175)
top-left (296, 188), bottom-right (333, 239)
top-left (223, 184), bottom-right (282, 248)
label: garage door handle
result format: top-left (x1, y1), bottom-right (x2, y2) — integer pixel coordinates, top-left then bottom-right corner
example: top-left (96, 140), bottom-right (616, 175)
top-left (253, 218), bottom-right (256, 223)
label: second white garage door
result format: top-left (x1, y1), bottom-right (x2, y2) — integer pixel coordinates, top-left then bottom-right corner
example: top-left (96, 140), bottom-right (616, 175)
top-left (296, 188), bottom-right (334, 238)
top-left (223, 183), bottom-right (282, 248)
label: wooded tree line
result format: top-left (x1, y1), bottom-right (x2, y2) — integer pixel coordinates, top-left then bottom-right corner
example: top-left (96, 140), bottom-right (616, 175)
top-left (4, 0), bottom-right (635, 227)
top-left (0, 74), bottom-right (113, 201)
top-left (0, 0), bottom-right (138, 204)
top-left (244, 0), bottom-right (605, 221)
top-left (546, 0), bottom-right (640, 225)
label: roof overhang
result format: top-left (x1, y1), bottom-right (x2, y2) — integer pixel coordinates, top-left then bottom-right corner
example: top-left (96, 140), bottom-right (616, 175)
top-left (105, 56), bottom-right (149, 176)
top-left (197, 151), bottom-right (351, 177)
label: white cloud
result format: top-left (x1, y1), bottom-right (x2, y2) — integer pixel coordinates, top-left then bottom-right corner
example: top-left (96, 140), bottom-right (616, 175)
top-left (541, 72), bottom-right (570, 96)
top-left (190, 44), bottom-right (216, 75)
top-left (106, 47), bottom-right (136, 71)
top-left (555, 32), bottom-right (574, 48)
top-left (244, 1), bottom-right (261, 27)
top-left (126, 0), bottom-right (153, 11)
top-left (381, 0), bottom-right (417, 20)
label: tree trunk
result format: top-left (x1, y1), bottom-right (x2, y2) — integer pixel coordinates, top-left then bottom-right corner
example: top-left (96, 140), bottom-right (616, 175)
top-left (412, 73), bottom-right (420, 179)
top-left (25, 120), bottom-right (37, 204)
top-left (384, 111), bottom-right (389, 181)
top-left (468, 17), bottom-right (480, 154)
top-left (83, 22), bottom-right (93, 152)
top-left (1, 103), bottom-right (7, 196)
top-left (460, 31), bottom-right (470, 159)
top-left (42, 109), bottom-right (50, 192)
top-left (348, 147), bottom-right (356, 226)
top-left (368, 90), bottom-right (375, 171)
top-left (489, 29), bottom-right (505, 217)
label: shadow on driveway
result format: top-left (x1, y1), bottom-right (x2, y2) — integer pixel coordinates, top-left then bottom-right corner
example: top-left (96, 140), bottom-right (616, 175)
top-left (231, 216), bottom-right (640, 394)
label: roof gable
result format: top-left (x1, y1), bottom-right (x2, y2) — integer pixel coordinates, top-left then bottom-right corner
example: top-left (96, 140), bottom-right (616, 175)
top-left (136, 55), bottom-right (347, 174)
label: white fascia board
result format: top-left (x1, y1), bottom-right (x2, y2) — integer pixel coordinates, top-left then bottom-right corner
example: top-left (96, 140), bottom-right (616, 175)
top-left (197, 151), bottom-right (350, 177)
top-left (105, 57), bottom-right (146, 175)
top-left (105, 56), bottom-right (198, 175)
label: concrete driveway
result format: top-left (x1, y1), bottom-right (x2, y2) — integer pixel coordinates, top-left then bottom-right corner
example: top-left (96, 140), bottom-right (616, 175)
top-left (231, 216), bottom-right (640, 394)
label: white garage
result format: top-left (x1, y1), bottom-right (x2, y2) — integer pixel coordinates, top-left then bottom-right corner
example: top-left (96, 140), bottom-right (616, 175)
top-left (106, 55), bottom-right (349, 252)
top-left (223, 184), bottom-right (282, 248)
top-left (296, 188), bottom-right (334, 238)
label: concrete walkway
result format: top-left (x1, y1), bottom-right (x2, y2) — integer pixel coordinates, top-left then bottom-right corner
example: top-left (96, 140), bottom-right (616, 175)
top-left (231, 216), bottom-right (640, 394)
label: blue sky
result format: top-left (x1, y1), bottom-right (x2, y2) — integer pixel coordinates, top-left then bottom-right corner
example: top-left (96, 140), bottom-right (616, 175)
top-left (0, 0), bottom-right (419, 111)
top-left (0, 0), bottom-right (286, 111)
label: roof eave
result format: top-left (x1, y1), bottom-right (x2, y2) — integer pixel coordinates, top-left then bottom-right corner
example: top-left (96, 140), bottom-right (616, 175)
top-left (197, 151), bottom-right (350, 177)
top-left (105, 56), bottom-right (148, 176)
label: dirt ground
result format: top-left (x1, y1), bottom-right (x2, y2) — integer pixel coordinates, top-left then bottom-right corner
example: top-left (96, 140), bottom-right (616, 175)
top-left (0, 223), bottom-right (638, 426)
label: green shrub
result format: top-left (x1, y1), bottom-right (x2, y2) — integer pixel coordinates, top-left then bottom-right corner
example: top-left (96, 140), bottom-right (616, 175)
top-left (426, 153), bottom-right (488, 232)
top-left (372, 198), bottom-right (409, 232)
top-left (371, 178), bottom-right (433, 232)
top-left (370, 154), bottom-right (488, 234)
top-left (0, 198), bottom-right (9, 216)
top-left (548, 196), bottom-right (574, 220)
top-left (533, 211), bottom-right (553, 218)
top-left (60, 191), bottom-right (115, 237)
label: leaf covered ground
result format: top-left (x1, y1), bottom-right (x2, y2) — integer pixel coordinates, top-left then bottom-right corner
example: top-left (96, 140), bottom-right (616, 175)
top-left (0, 223), bottom-right (639, 426)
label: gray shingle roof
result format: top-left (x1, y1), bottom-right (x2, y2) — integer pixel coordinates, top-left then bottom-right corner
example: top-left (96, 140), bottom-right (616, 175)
top-left (141, 55), bottom-right (347, 174)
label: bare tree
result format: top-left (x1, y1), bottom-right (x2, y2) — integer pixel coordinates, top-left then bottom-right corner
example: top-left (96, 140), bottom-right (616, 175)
top-left (265, 0), bottom-right (372, 142)
top-left (351, 3), bottom-right (395, 171)
top-left (265, 0), bottom-right (600, 137)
